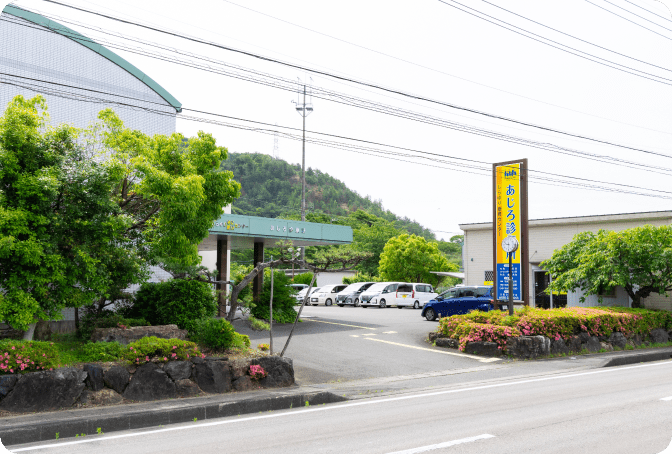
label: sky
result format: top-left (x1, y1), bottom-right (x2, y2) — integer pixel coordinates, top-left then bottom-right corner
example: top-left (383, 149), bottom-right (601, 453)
top-left (4, 0), bottom-right (672, 240)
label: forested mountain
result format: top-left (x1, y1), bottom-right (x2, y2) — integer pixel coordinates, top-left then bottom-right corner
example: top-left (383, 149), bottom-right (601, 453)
top-left (220, 152), bottom-right (462, 273)
top-left (221, 152), bottom-right (435, 239)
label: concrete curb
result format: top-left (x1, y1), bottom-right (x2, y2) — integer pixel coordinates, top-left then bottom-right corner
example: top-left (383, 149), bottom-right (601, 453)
top-left (600, 347), bottom-right (672, 368)
top-left (1, 388), bottom-right (346, 447)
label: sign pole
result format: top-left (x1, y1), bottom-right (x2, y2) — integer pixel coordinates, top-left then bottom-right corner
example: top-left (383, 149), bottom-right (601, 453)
top-left (269, 256), bottom-right (274, 355)
top-left (508, 253), bottom-right (514, 316)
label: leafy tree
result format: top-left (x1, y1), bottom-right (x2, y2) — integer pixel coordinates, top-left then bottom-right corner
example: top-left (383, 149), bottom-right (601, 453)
top-left (379, 234), bottom-right (457, 287)
top-left (292, 272), bottom-right (314, 286)
top-left (542, 225), bottom-right (672, 308)
top-left (342, 273), bottom-right (382, 285)
top-left (0, 95), bottom-right (240, 330)
top-left (252, 270), bottom-right (297, 323)
top-left (0, 96), bottom-right (130, 330)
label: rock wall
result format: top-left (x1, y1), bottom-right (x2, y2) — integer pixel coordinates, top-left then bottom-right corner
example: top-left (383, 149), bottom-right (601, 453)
top-left (0, 356), bottom-right (294, 413)
top-left (90, 325), bottom-right (188, 345)
top-left (431, 329), bottom-right (672, 359)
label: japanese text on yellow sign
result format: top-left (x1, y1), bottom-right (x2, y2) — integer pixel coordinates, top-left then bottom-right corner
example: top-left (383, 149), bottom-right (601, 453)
top-left (495, 163), bottom-right (522, 300)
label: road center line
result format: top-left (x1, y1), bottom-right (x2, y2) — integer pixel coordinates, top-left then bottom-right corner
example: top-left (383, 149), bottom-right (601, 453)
top-left (660, 396), bottom-right (672, 401)
top-left (12, 361), bottom-right (672, 451)
top-left (386, 434), bottom-right (495, 454)
top-left (307, 320), bottom-right (376, 330)
top-left (364, 337), bottom-right (501, 363)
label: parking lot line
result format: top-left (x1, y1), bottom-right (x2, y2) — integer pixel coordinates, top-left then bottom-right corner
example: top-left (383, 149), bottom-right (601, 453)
top-left (364, 338), bottom-right (501, 362)
top-left (306, 320), bottom-right (377, 330)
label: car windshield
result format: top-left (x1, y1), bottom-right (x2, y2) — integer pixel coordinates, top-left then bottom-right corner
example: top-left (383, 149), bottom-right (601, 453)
top-left (440, 289), bottom-right (457, 298)
top-left (364, 283), bottom-right (388, 293)
top-left (340, 283), bottom-right (368, 293)
top-left (475, 287), bottom-right (490, 297)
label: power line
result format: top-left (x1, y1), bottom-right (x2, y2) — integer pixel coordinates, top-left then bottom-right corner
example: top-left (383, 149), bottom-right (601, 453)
top-left (603, 0), bottom-right (672, 31)
top-left (216, 0), bottom-right (668, 134)
top-left (5, 15), bottom-right (671, 176)
top-left (482, 0), bottom-right (672, 73)
top-left (4, 70), bottom-right (672, 198)
top-left (437, 0), bottom-right (672, 84)
top-left (624, 0), bottom-right (672, 22)
top-left (28, 0), bottom-right (672, 159)
top-left (585, 0), bottom-right (672, 41)
top-left (5, 73), bottom-right (672, 200)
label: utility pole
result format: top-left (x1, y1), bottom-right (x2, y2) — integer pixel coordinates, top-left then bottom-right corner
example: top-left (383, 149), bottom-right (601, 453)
top-left (273, 123), bottom-right (279, 159)
top-left (294, 81), bottom-right (313, 261)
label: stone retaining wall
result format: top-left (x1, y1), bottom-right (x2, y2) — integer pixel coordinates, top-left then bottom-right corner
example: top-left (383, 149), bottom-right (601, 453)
top-left (0, 355), bottom-right (293, 414)
top-left (429, 328), bottom-right (672, 359)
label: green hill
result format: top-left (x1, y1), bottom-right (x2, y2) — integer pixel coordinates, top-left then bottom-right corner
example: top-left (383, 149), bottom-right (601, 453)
top-left (221, 152), bottom-right (434, 238)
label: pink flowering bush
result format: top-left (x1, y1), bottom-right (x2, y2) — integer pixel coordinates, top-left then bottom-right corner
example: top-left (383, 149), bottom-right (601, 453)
top-left (437, 306), bottom-right (672, 351)
top-left (121, 337), bottom-right (202, 366)
top-left (0, 340), bottom-right (60, 375)
top-left (248, 364), bottom-right (267, 380)
top-left (439, 318), bottom-right (521, 351)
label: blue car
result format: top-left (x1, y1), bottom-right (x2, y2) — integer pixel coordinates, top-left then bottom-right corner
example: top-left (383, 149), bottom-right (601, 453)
top-left (421, 286), bottom-right (497, 321)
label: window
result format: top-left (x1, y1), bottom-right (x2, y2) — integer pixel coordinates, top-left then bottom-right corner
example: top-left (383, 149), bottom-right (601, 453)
top-left (484, 270), bottom-right (494, 283)
top-left (397, 284), bottom-right (413, 293)
top-left (475, 287), bottom-right (490, 297)
top-left (598, 285), bottom-right (617, 298)
top-left (463, 288), bottom-right (476, 297)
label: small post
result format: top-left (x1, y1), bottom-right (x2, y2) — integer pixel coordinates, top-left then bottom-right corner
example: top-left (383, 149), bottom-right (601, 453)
top-left (269, 256), bottom-right (274, 355)
top-left (549, 274), bottom-right (553, 310)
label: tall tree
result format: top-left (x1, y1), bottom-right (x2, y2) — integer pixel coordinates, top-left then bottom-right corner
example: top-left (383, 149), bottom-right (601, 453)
top-left (378, 234), bottom-right (457, 286)
top-left (541, 225), bottom-right (672, 308)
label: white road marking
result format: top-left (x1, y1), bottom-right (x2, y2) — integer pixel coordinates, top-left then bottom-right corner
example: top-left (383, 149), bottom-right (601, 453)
top-left (383, 331), bottom-right (397, 334)
top-left (12, 361), bottom-right (672, 451)
top-left (661, 396), bottom-right (672, 401)
top-left (307, 320), bottom-right (376, 330)
top-left (362, 333), bottom-right (377, 336)
top-left (364, 337), bottom-right (501, 363)
top-left (350, 335), bottom-right (360, 338)
top-left (657, 437), bottom-right (672, 453)
top-left (385, 434), bottom-right (495, 454)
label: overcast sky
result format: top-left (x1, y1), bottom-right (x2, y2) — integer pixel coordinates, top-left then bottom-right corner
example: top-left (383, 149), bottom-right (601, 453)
top-left (6, 0), bottom-right (672, 239)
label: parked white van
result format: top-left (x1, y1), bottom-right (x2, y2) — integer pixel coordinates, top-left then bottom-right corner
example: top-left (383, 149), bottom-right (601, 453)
top-left (394, 283), bottom-right (437, 309)
top-left (360, 282), bottom-right (401, 308)
top-left (309, 284), bottom-right (347, 306)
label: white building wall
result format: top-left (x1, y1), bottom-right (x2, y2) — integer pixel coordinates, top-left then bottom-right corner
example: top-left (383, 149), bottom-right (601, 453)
top-left (462, 212), bottom-right (672, 310)
top-left (0, 13), bottom-right (176, 135)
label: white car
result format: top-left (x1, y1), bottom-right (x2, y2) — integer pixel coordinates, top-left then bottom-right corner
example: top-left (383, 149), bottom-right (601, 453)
top-left (309, 284), bottom-right (347, 306)
top-left (394, 283), bottom-right (438, 309)
top-left (360, 282), bottom-right (401, 308)
top-left (296, 286), bottom-right (320, 305)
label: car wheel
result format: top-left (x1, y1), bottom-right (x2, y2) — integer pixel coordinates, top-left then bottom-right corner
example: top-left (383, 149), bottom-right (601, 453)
top-left (413, 301), bottom-right (420, 309)
top-left (397, 306), bottom-right (403, 309)
top-left (362, 306), bottom-right (367, 309)
top-left (337, 304), bottom-right (344, 307)
top-left (325, 299), bottom-right (332, 306)
top-left (354, 298), bottom-right (360, 307)
top-left (425, 308), bottom-right (436, 321)
top-left (380, 300), bottom-right (386, 308)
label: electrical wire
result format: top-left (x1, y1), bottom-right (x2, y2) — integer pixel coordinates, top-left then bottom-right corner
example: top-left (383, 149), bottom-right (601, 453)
top-left (215, 0), bottom-right (668, 134)
top-left (0, 73), bottom-right (672, 195)
top-left (437, 0), bottom-right (672, 83)
top-left (603, 0), bottom-right (672, 31)
top-left (624, 0), bottom-right (672, 22)
top-left (26, 0), bottom-right (672, 158)
top-left (5, 15), bottom-right (672, 178)
top-left (585, 0), bottom-right (672, 41)
top-left (482, 0), bottom-right (672, 73)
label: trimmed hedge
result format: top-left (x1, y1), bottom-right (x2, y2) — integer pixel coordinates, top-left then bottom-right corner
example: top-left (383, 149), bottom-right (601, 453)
top-left (122, 336), bottom-right (202, 366)
top-left (438, 306), bottom-right (672, 351)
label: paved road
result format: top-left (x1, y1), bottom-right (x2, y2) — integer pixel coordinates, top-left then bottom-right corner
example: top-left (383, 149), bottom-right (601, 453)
top-left (11, 360), bottom-right (672, 453)
top-left (233, 305), bottom-right (500, 385)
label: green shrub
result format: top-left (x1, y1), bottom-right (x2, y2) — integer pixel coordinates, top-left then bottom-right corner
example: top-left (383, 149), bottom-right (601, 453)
top-left (78, 310), bottom-right (149, 340)
top-left (124, 280), bottom-right (217, 332)
top-left (249, 316), bottom-right (270, 331)
top-left (121, 337), bottom-right (202, 366)
top-left (292, 272), bottom-right (314, 286)
top-left (233, 333), bottom-right (251, 349)
top-left (78, 342), bottom-right (126, 362)
top-left (190, 318), bottom-right (237, 351)
top-left (0, 340), bottom-right (60, 374)
top-left (252, 271), bottom-right (297, 323)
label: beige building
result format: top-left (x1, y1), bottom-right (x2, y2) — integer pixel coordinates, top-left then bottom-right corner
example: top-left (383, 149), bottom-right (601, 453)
top-left (460, 210), bottom-right (672, 311)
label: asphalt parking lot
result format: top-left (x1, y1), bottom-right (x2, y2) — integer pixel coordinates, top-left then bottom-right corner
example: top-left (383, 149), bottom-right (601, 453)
top-left (233, 305), bottom-right (502, 386)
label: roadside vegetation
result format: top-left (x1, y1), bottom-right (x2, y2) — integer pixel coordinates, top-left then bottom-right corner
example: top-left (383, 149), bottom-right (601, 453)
top-left (438, 306), bottom-right (672, 352)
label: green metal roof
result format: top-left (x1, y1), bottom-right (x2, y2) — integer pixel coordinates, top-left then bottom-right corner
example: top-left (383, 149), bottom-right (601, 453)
top-left (3, 4), bottom-right (182, 112)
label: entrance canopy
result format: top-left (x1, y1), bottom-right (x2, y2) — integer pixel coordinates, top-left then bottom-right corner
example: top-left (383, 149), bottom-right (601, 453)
top-left (198, 214), bottom-right (353, 251)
